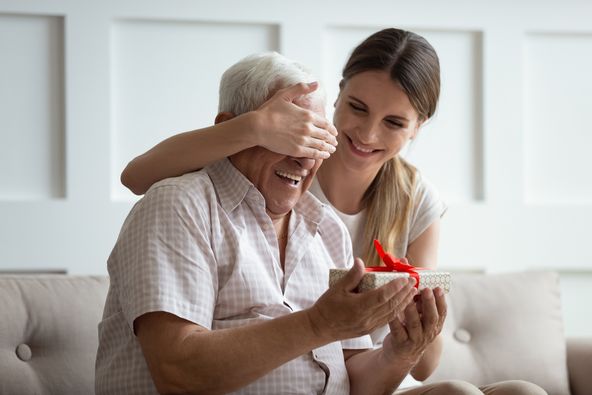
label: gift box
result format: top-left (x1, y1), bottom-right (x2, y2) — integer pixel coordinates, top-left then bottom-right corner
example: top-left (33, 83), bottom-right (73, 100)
top-left (329, 268), bottom-right (451, 293)
top-left (329, 240), bottom-right (451, 293)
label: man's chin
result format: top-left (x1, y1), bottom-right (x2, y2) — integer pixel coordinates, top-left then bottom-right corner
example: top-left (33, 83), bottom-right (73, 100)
top-left (265, 200), bottom-right (298, 219)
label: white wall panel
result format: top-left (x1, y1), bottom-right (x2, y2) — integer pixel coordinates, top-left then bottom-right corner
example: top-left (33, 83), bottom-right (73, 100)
top-left (0, 14), bottom-right (64, 200)
top-left (322, 27), bottom-right (483, 204)
top-left (111, 20), bottom-right (279, 200)
top-left (410, 30), bottom-right (484, 204)
top-left (524, 33), bottom-right (592, 204)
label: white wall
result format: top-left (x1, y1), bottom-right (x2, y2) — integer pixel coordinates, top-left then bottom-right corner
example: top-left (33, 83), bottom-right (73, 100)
top-left (0, 0), bottom-right (591, 337)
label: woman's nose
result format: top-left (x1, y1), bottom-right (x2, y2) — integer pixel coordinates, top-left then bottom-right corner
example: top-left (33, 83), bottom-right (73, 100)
top-left (356, 119), bottom-right (380, 144)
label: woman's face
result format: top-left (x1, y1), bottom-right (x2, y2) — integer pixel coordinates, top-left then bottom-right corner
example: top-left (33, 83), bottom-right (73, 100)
top-left (332, 70), bottom-right (422, 176)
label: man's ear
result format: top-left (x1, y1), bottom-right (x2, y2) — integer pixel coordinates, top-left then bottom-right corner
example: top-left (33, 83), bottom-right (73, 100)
top-left (215, 112), bottom-right (235, 124)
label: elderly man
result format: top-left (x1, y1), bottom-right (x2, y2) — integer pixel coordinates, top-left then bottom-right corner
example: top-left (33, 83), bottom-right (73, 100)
top-left (95, 52), bottom-right (421, 395)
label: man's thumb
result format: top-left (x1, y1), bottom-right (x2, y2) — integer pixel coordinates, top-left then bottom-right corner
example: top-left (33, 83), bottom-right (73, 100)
top-left (339, 258), bottom-right (365, 292)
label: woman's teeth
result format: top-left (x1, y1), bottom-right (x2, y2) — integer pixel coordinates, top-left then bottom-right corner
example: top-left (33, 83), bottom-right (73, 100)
top-left (276, 170), bottom-right (303, 185)
top-left (352, 142), bottom-right (373, 153)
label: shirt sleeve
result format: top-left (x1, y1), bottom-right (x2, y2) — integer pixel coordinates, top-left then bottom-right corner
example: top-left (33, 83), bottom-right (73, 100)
top-left (108, 183), bottom-right (218, 332)
top-left (408, 175), bottom-right (447, 244)
top-left (341, 336), bottom-right (373, 350)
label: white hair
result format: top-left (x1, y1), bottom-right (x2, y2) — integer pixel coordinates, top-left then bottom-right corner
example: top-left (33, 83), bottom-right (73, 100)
top-left (218, 52), bottom-right (326, 115)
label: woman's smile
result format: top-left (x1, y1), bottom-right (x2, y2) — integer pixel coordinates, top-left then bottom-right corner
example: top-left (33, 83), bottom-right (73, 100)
top-left (346, 134), bottom-right (381, 157)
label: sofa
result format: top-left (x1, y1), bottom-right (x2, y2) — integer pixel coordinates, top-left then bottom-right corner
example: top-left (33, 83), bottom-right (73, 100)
top-left (0, 272), bottom-right (590, 395)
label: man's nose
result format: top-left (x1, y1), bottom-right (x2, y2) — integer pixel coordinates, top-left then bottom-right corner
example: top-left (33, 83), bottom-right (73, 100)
top-left (291, 157), bottom-right (316, 170)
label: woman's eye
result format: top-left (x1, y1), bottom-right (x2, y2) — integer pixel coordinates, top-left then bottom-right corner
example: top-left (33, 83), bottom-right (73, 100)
top-left (385, 120), bottom-right (403, 128)
top-left (349, 102), bottom-right (366, 112)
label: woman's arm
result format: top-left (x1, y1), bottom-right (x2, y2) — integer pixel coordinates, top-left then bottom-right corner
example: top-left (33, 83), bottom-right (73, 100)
top-left (345, 348), bottom-right (416, 395)
top-left (406, 219), bottom-right (440, 269)
top-left (121, 82), bottom-right (338, 195)
top-left (405, 219), bottom-right (445, 381)
top-left (122, 113), bottom-right (259, 195)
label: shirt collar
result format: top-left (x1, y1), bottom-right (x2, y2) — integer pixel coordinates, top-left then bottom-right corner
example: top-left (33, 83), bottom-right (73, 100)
top-left (294, 190), bottom-right (325, 226)
top-left (207, 158), bottom-right (259, 213)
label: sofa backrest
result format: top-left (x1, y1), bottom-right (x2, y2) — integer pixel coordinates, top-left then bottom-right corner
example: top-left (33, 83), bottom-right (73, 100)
top-left (0, 275), bottom-right (108, 395)
top-left (425, 271), bottom-right (570, 395)
top-left (0, 272), bottom-right (571, 395)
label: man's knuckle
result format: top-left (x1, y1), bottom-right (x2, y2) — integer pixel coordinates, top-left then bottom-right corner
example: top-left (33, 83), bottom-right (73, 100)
top-left (408, 319), bottom-right (422, 330)
top-left (376, 292), bottom-right (390, 306)
top-left (296, 135), bottom-right (307, 144)
top-left (425, 317), bottom-right (437, 327)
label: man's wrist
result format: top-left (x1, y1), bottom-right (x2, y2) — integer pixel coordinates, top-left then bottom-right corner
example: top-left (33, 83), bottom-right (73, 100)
top-left (303, 307), bottom-right (334, 344)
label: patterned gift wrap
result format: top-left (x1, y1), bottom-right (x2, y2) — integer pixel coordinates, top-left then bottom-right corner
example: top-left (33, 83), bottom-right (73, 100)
top-left (329, 269), bottom-right (451, 294)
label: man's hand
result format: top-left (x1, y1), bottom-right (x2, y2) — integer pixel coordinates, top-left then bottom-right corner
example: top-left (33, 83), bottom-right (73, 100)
top-left (307, 258), bottom-right (418, 342)
top-left (253, 82), bottom-right (338, 159)
top-left (382, 287), bottom-right (447, 368)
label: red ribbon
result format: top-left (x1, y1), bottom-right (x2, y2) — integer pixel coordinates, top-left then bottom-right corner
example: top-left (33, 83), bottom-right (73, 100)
top-left (366, 239), bottom-right (424, 288)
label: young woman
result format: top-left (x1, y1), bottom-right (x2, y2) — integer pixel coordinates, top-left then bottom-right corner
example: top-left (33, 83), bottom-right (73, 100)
top-left (121, 29), bottom-right (546, 395)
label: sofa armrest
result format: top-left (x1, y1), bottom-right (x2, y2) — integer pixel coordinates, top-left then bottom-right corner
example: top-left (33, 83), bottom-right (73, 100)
top-left (567, 337), bottom-right (592, 395)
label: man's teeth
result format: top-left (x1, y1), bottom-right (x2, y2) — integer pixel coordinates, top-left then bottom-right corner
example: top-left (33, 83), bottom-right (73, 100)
top-left (352, 142), bottom-right (373, 153)
top-left (276, 170), bottom-right (303, 184)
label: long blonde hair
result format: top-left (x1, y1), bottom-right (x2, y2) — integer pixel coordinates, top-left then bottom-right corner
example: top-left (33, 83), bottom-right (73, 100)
top-left (361, 157), bottom-right (417, 266)
top-left (341, 28), bottom-right (441, 266)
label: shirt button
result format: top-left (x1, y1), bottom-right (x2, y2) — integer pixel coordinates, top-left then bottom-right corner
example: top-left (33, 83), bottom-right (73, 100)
top-left (454, 328), bottom-right (471, 343)
top-left (16, 344), bottom-right (32, 361)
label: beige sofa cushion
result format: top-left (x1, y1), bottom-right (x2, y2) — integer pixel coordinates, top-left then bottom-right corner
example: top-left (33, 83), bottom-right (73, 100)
top-left (425, 272), bottom-right (570, 395)
top-left (0, 275), bottom-right (108, 395)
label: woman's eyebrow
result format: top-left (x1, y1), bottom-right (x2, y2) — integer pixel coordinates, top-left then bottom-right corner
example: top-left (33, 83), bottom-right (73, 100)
top-left (348, 95), bottom-right (367, 107)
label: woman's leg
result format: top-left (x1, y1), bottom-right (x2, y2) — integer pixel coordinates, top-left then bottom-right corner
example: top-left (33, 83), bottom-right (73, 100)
top-left (395, 380), bottom-right (483, 395)
top-left (479, 380), bottom-right (548, 395)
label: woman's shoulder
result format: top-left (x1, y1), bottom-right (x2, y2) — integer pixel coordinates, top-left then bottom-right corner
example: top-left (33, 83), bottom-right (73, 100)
top-left (414, 171), bottom-right (442, 205)
top-left (411, 170), bottom-right (447, 222)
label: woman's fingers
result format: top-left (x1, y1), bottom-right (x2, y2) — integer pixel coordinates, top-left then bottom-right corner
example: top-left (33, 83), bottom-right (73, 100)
top-left (276, 81), bottom-right (319, 102)
top-left (304, 136), bottom-right (336, 155)
top-left (434, 287), bottom-right (447, 330)
top-left (308, 112), bottom-right (339, 139)
top-left (308, 125), bottom-right (338, 147)
top-left (388, 315), bottom-right (409, 343)
top-left (298, 147), bottom-right (331, 160)
top-left (403, 299), bottom-right (423, 343)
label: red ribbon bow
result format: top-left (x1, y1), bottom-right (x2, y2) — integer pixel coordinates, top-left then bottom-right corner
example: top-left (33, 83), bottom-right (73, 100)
top-left (366, 239), bottom-right (424, 288)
